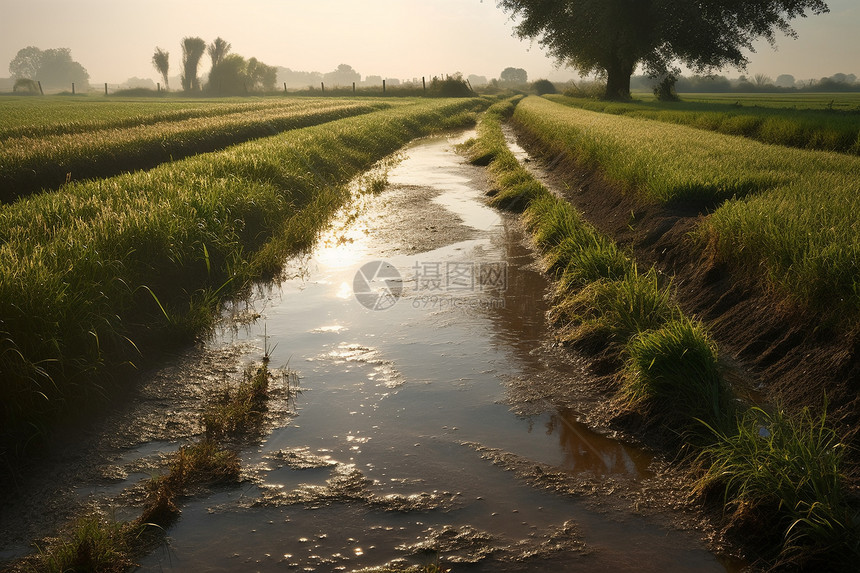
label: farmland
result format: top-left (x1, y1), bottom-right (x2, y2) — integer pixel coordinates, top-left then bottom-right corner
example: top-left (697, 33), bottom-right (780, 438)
top-left (513, 96), bottom-right (860, 320)
top-left (466, 96), bottom-right (859, 567)
top-left (546, 93), bottom-right (860, 154)
top-left (2, 91), bottom-right (858, 571)
top-left (0, 96), bottom-right (487, 451)
top-left (0, 97), bottom-right (402, 200)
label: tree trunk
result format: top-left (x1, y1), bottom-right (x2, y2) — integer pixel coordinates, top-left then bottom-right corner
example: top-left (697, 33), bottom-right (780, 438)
top-left (604, 59), bottom-right (634, 100)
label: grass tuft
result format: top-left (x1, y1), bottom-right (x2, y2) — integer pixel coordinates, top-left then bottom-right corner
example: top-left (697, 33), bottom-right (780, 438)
top-left (30, 513), bottom-right (139, 573)
top-left (552, 269), bottom-right (679, 346)
top-left (695, 405), bottom-right (860, 568)
top-left (622, 316), bottom-right (734, 438)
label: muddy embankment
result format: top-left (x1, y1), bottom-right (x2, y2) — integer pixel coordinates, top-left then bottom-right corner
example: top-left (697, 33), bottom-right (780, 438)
top-left (508, 121), bottom-right (860, 474)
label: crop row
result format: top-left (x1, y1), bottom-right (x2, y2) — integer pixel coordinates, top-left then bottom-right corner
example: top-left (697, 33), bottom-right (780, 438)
top-left (546, 94), bottom-right (860, 155)
top-left (0, 98), bottom-right (395, 201)
top-left (0, 97), bottom-right (318, 140)
top-left (466, 100), bottom-right (857, 567)
top-left (0, 97), bottom-right (487, 452)
top-left (513, 96), bottom-right (860, 320)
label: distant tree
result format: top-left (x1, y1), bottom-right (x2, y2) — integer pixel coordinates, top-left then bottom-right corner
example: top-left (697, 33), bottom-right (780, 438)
top-left (152, 47), bottom-right (170, 90)
top-left (38, 48), bottom-right (89, 90)
top-left (531, 78), bottom-right (557, 95)
top-left (9, 46), bottom-right (88, 89)
top-left (323, 64), bottom-right (361, 87)
top-left (278, 67), bottom-right (323, 89)
top-left (246, 57), bottom-right (277, 92)
top-left (13, 78), bottom-right (40, 94)
top-left (430, 73), bottom-right (473, 97)
top-left (830, 73), bottom-right (857, 85)
top-left (207, 53), bottom-right (247, 95)
top-left (500, 67), bottom-right (528, 85)
top-left (181, 36), bottom-right (206, 93)
top-left (207, 37), bottom-right (231, 73)
top-left (207, 53), bottom-right (277, 95)
top-left (775, 74), bottom-right (796, 88)
top-left (123, 77), bottom-right (157, 90)
top-left (497, 0), bottom-right (829, 100)
top-left (9, 46), bottom-right (42, 79)
top-left (653, 74), bottom-right (679, 101)
top-left (753, 73), bottom-right (773, 87)
top-left (468, 74), bottom-right (489, 87)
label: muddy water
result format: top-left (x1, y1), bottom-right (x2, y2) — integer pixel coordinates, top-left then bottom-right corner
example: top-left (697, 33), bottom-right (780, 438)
top-left (122, 132), bottom-right (734, 571)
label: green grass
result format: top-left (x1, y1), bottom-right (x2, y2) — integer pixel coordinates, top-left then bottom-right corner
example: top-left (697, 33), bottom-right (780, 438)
top-left (0, 96), bottom-right (332, 139)
top-left (514, 96), bottom-right (860, 321)
top-left (0, 98), bottom-right (393, 199)
top-left (202, 362), bottom-right (278, 439)
top-left (696, 406), bottom-right (859, 568)
top-left (623, 317), bottom-right (733, 438)
top-left (0, 97), bottom-right (488, 455)
top-left (470, 100), bottom-right (857, 567)
top-left (29, 513), bottom-right (140, 573)
top-left (679, 92), bottom-right (860, 111)
top-left (546, 94), bottom-right (860, 155)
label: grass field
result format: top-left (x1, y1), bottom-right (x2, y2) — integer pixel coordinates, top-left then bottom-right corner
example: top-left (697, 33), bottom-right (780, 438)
top-left (0, 98), bottom-right (402, 200)
top-left (546, 94), bottom-right (860, 154)
top-left (513, 96), bottom-right (860, 320)
top-left (0, 97), bottom-right (318, 139)
top-left (0, 97), bottom-right (487, 452)
top-left (467, 97), bottom-right (858, 567)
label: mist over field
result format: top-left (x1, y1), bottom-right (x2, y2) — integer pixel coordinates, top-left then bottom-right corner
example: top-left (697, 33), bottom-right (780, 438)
top-left (1, 0), bottom-right (858, 88)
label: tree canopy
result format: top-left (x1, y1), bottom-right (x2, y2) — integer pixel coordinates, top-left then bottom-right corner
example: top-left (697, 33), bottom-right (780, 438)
top-left (181, 36), bottom-right (206, 93)
top-left (500, 67), bottom-right (528, 85)
top-left (498, 0), bottom-right (830, 99)
top-left (9, 46), bottom-right (89, 90)
top-left (152, 47), bottom-right (170, 90)
top-left (206, 54), bottom-right (277, 95)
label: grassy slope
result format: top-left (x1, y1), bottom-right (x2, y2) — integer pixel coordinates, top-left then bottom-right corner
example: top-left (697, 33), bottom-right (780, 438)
top-left (467, 99), bottom-right (858, 569)
top-left (513, 96), bottom-right (860, 321)
top-left (546, 94), bottom-right (860, 155)
top-left (0, 97), bottom-right (488, 452)
top-left (0, 99), bottom-right (396, 199)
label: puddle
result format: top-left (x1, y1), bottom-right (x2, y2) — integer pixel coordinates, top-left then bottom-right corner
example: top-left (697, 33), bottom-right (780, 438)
top-left (1, 132), bottom-right (738, 571)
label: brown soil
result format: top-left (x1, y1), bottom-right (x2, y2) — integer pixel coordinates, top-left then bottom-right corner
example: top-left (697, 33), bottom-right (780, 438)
top-left (510, 122), bottom-right (860, 478)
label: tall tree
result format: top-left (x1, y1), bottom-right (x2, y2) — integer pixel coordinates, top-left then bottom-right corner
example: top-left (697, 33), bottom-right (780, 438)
top-left (207, 37), bottom-right (231, 73)
top-left (497, 0), bottom-right (830, 100)
top-left (500, 67), bottom-right (528, 85)
top-left (38, 48), bottom-right (89, 90)
top-left (9, 47), bottom-right (89, 90)
top-left (152, 47), bottom-right (170, 90)
top-left (181, 36), bottom-right (206, 93)
top-left (9, 46), bottom-right (43, 79)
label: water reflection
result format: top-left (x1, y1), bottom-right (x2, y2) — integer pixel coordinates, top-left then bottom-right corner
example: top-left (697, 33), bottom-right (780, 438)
top-left (548, 408), bottom-right (654, 478)
top-left (131, 131), bottom-right (730, 573)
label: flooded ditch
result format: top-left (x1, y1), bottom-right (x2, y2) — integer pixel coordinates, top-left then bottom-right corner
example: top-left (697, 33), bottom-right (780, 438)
top-left (2, 131), bottom-right (740, 571)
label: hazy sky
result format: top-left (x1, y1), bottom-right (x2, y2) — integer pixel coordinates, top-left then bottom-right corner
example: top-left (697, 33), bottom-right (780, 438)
top-left (1, 0), bottom-right (858, 85)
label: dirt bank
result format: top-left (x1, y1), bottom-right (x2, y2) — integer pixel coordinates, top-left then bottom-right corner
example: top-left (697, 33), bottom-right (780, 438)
top-left (509, 121), bottom-right (860, 478)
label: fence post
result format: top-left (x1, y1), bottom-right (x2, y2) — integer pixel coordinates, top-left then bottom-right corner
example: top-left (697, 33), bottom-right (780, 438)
top-left (104, 82), bottom-right (108, 96)
top-left (422, 76), bottom-right (426, 93)
top-left (383, 79), bottom-right (386, 94)
top-left (321, 82), bottom-right (325, 93)
top-left (157, 82), bottom-right (160, 93)
top-left (37, 80), bottom-right (43, 95)
top-left (352, 81), bottom-right (355, 93)
top-left (72, 82), bottom-right (75, 95)
top-left (284, 82), bottom-right (287, 94)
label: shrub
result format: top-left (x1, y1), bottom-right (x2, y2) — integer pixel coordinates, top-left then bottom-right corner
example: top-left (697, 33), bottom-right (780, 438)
top-left (13, 78), bottom-right (40, 94)
top-left (696, 406), bottom-right (859, 567)
top-left (532, 79), bottom-right (557, 95)
top-left (623, 317), bottom-right (733, 437)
